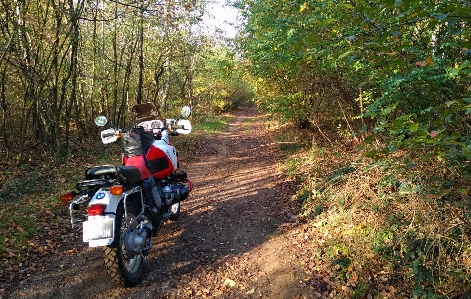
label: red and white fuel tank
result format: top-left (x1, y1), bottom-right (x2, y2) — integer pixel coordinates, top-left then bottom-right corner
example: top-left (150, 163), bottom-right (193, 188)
top-left (122, 140), bottom-right (178, 180)
top-left (145, 140), bottom-right (178, 179)
top-left (121, 117), bottom-right (191, 181)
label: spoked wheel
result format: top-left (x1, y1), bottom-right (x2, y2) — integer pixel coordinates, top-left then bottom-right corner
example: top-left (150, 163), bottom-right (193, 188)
top-left (104, 203), bottom-right (145, 287)
top-left (169, 202), bottom-right (181, 221)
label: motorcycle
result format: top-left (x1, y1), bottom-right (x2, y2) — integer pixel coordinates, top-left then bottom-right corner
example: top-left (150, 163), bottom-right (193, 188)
top-left (60, 103), bottom-right (193, 287)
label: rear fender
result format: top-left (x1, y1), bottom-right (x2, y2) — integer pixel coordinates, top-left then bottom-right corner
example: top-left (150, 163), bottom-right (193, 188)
top-left (87, 188), bottom-right (121, 214)
top-left (86, 188), bottom-right (121, 247)
top-left (86, 187), bottom-right (145, 247)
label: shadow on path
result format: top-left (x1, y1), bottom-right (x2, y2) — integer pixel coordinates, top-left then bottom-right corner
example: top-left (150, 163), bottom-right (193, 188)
top-left (6, 108), bottom-right (324, 299)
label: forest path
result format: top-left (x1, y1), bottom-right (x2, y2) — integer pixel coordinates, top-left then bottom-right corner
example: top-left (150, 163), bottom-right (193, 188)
top-left (6, 107), bottom-right (326, 299)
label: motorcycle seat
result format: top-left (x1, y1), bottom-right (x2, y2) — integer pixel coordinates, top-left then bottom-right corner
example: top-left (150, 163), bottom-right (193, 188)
top-left (85, 165), bottom-right (142, 185)
top-left (85, 165), bottom-right (117, 178)
top-left (116, 166), bottom-right (142, 185)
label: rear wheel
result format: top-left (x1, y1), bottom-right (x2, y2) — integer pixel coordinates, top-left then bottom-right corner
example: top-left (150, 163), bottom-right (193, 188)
top-left (169, 202), bottom-right (181, 221)
top-left (103, 203), bottom-right (144, 287)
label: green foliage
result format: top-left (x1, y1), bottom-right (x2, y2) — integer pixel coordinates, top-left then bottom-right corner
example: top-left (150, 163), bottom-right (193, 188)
top-left (235, 0), bottom-right (471, 159)
top-left (193, 46), bottom-right (254, 114)
top-left (0, 0), bottom-right (252, 162)
top-left (234, 0), bottom-right (471, 293)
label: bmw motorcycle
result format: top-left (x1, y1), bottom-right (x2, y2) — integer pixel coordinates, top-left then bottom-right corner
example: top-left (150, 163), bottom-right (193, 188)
top-left (60, 103), bottom-right (193, 287)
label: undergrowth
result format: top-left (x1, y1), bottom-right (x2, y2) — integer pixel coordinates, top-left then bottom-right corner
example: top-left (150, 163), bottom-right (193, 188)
top-left (0, 143), bottom-right (122, 258)
top-left (271, 120), bottom-right (471, 299)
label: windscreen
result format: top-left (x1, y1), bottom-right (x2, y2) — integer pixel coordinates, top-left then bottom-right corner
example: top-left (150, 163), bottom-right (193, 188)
top-left (131, 102), bottom-right (162, 123)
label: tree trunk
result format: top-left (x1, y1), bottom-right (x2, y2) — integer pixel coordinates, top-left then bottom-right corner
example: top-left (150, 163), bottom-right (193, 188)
top-left (62, 0), bottom-right (83, 154)
top-left (162, 49), bottom-right (171, 112)
top-left (0, 68), bottom-right (8, 150)
top-left (136, 7), bottom-right (144, 105)
top-left (112, 1), bottom-right (119, 126)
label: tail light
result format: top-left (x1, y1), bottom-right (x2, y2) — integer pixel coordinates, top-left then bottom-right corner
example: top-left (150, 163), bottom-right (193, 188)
top-left (60, 192), bottom-right (75, 202)
top-left (87, 204), bottom-right (106, 216)
top-left (110, 185), bottom-right (123, 195)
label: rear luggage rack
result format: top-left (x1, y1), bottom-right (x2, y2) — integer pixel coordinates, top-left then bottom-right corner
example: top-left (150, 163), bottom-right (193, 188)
top-left (77, 179), bottom-right (112, 191)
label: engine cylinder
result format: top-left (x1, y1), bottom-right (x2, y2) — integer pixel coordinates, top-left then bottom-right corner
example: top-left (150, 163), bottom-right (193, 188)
top-left (161, 183), bottom-right (190, 206)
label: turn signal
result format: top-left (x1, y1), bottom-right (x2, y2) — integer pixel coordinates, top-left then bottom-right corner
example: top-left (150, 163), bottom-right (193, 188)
top-left (87, 204), bottom-right (106, 216)
top-left (60, 192), bottom-right (75, 202)
top-left (110, 185), bottom-right (123, 195)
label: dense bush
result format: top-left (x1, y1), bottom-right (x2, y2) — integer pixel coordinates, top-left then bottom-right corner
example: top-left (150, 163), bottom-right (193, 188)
top-left (234, 0), bottom-right (471, 296)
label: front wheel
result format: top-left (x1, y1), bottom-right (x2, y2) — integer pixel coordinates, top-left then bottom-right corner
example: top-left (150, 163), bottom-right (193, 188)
top-left (103, 203), bottom-right (144, 287)
top-left (169, 202), bottom-right (181, 221)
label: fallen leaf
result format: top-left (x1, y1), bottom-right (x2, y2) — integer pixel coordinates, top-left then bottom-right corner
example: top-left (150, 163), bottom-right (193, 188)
top-left (425, 57), bottom-right (435, 66)
top-left (416, 61), bottom-right (427, 67)
top-left (224, 278), bottom-right (236, 287)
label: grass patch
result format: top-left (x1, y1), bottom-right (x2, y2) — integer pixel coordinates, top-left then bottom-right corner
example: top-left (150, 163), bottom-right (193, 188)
top-left (193, 114), bottom-right (230, 133)
top-left (241, 117), bottom-right (254, 133)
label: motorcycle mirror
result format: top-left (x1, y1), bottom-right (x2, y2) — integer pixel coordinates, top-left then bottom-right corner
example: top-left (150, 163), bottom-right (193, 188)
top-left (94, 115), bottom-right (108, 127)
top-left (181, 106), bottom-right (191, 118)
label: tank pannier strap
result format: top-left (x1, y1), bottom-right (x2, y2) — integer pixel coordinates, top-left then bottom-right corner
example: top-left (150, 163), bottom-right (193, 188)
top-left (147, 156), bottom-right (170, 174)
top-left (121, 129), bottom-right (154, 157)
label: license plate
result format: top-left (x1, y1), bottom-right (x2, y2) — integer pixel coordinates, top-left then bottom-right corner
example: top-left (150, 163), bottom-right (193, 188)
top-left (83, 217), bottom-right (114, 242)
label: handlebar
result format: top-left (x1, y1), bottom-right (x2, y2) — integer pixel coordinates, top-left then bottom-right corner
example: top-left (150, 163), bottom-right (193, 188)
top-left (100, 118), bottom-right (190, 144)
top-left (102, 131), bottom-right (117, 138)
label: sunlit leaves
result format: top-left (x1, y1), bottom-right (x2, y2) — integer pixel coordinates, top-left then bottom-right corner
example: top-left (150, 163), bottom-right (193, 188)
top-left (320, 18), bottom-right (337, 26)
top-left (408, 123), bottom-right (418, 132)
top-left (337, 4), bottom-right (353, 9)
top-left (299, 2), bottom-right (308, 12)
top-left (235, 0), bottom-right (471, 160)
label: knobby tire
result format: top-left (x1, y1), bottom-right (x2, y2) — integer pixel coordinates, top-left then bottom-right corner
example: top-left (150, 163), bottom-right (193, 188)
top-left (103, 202), bottom-right (144, 287)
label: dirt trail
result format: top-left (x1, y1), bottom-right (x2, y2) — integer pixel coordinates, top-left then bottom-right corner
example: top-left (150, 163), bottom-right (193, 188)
top-left (5, 107), bottom-right (323, 299)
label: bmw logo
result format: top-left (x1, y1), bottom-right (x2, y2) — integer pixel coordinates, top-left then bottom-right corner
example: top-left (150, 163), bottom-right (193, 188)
top-left (96, 193), bottom-right (105, 199)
